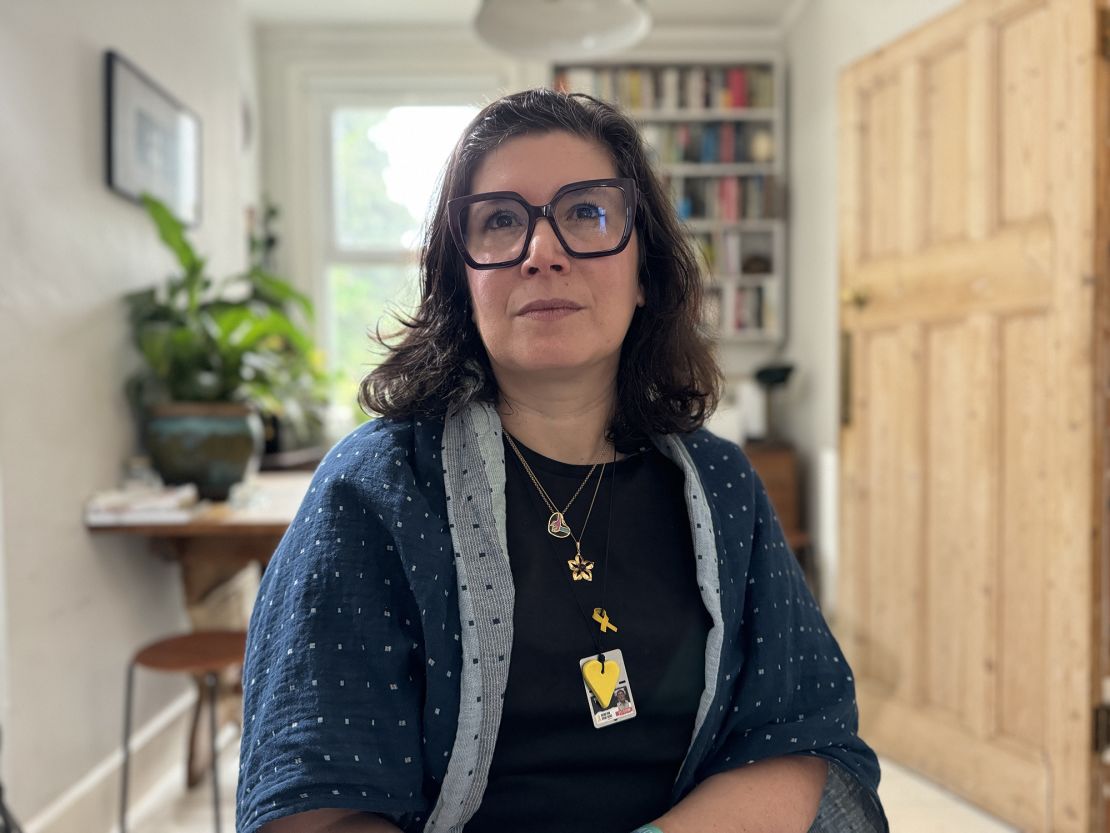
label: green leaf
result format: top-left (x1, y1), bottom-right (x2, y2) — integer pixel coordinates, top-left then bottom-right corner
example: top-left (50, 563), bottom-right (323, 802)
top-left (140, 194), bottom-right (201, 273)
top-left (246, 267), bottom-right (315, 320)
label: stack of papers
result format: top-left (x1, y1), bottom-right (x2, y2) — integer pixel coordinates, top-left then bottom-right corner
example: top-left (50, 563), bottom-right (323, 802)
top-left (85, 483), bottom-right (203, 525)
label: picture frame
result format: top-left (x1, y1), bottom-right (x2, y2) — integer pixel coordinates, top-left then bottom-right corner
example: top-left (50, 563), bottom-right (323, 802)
top-left (104, 50), bottom-right (202, 226)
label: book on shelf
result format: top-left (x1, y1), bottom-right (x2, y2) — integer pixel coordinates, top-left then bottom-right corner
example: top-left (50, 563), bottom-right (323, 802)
top-left (693, 232), bottom-right (714, 273)
top-left (748, 66), bottom-right (775, 107)
top-left (728, 67), bottom-right (749, 107)
top-left (684, 67), bottom-right (706, 110)
top-left (660, 67), bottom-right (680, 110)
top-left (626, 70), bottom-right (642, 109)
top-left (555, 63), bottom-right (774, 112)
top-left (719, 122), bottom-right (736, 163)
top-left (679, 175), bottom-right (782, 223)
top-left (734, 285), bottom-right (766, 331)
top-left (640, 122), bottom-right (775, 165)
top-left (699, 126), bottom-right (719, 166)
top-left (708, 68), bottom-right (726, 108)
top-left (726, 177), bottom-right (742, 222)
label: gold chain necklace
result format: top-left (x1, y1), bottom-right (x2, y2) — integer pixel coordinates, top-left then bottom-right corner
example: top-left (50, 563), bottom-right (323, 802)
top-left (505, 432), bottom-right (607, 581)
top-left (504, 432), bottom-right (599, 540)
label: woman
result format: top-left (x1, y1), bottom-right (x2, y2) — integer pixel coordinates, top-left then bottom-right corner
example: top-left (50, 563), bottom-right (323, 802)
top-left (237, 89), bottom-right (888, 833)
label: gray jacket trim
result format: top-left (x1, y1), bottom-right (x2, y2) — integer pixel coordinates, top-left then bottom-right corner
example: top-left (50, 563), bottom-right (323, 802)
top-left (650, 433), bottom-right (725, 783)
top-left (426, 404), bottom-right (884, 832)
top-left (425, 404), bottom-right (515, 832)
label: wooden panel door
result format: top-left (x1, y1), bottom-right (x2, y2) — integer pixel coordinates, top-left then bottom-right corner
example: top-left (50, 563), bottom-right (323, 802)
top-left (836, 1), bottom-right (1110, 830)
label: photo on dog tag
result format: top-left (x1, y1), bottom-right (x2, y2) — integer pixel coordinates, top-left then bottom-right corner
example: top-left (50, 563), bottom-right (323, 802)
top-left (578, 648), bottom-right (637, 729)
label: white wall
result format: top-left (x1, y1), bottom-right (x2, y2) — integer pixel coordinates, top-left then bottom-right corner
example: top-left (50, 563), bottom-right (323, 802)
top-left (781, 0), bottom-right (962, 610)
top-left (0, 0), bottom-right (257, 824)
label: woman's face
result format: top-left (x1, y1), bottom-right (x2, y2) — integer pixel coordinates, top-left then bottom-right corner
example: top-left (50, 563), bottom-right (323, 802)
top-left (463, 131), bottom-right (643, 385)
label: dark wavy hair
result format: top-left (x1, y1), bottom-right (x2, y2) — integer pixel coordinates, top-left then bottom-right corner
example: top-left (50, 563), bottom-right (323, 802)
top-left (360, 88), bottom-right (720, 443)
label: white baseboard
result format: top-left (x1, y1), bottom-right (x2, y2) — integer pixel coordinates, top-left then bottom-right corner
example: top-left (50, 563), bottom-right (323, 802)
top-left (23, 690), bottom-right (214, 833)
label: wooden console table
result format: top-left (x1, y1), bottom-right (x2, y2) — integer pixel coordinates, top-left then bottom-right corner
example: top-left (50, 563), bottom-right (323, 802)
top-left (741, 440), bottom-right (818, 599)
top-left (87, 471), bottom-right (312, 786)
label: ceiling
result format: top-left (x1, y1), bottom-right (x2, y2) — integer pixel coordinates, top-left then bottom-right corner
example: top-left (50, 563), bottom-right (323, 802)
top-left (241, 0), bottom-right (794, 29)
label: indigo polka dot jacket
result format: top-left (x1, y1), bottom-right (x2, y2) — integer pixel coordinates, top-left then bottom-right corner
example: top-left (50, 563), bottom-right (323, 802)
top-left (236, 402), bottom-right (888, 833)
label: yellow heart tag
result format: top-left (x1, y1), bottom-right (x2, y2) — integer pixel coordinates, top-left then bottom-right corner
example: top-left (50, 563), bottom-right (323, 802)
top-left (581, 658), bottom-right (619, 709)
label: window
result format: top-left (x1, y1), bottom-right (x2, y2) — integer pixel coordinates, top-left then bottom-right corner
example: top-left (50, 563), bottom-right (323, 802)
top-left (325, 105), bottom-right (478, 423)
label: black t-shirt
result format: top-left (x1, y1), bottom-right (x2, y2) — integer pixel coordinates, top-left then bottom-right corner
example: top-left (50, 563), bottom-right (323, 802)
top-left (463, 434), bottom-right (712, 833)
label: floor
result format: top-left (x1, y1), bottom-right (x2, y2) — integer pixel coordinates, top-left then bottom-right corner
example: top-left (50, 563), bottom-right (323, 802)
top-left (131, 742), bottom-right (1018, 833)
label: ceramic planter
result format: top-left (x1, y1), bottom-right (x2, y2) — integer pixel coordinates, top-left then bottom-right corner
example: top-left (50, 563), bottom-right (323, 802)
top-left (145, 402), bottom-right (264, 501)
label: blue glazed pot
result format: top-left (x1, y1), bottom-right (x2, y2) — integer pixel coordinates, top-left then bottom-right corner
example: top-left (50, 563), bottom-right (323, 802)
top-left (145, 402), bottom-right (264, 501)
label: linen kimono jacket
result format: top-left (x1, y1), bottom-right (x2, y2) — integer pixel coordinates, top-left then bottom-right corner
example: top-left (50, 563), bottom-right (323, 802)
top-left (236, 402), bottom-right (888, 832)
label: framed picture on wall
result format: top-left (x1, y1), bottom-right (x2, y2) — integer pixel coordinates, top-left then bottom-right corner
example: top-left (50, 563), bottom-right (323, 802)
top-left (104, 50), bottom-right (201, 225)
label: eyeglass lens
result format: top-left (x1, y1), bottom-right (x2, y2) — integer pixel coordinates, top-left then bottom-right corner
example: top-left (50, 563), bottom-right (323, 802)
top-left (460, 183), bottom-right (629, 265)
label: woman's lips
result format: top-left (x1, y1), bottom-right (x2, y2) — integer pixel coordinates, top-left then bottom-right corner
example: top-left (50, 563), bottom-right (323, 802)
top-left (517, 299), bottom-right (583, 321)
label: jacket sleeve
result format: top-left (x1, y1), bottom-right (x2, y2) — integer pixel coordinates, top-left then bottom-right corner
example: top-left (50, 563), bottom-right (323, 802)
top-left (697, 463), bottom-right (889, 833)
top-left (236, 463), bottom-right (429, 833)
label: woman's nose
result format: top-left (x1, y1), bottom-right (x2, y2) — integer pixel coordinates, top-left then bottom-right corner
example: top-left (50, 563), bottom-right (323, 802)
top-left (521, 217), bottom-right (570, 275)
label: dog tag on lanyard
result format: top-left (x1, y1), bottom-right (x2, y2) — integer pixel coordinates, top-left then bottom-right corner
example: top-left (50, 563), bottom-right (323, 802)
top-left (579, 648), bottom-right (637, 729)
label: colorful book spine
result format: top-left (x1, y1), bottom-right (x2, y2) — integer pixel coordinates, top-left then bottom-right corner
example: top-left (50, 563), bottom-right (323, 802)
top-left (733, 286), bottom-right (766, 331)
top-left (719, 122), bottom-right (735, 163)
top-left (728, 67), bottom-right (749, 108)
top-left (675, 124), bottom-right (690, 163)
top-left (684, 67), bottom-right (706, 110)
top-left (627, 70), bottom-right (642, 110)
top-left (660, 67), bottom-right (680, 110)
top-left (643, 68), bottom-right (659, 110)
top-left (708, 68), bottom-right (728, 109)
top-left (685, 123), bottom-right (703, 162)
top-left (700, 124), bottom-right (719, 165)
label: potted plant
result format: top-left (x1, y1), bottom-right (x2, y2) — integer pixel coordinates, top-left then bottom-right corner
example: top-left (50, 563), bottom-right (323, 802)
top-left (125, 194), bottom-right (329, 500)
top-left (246, 198), bottom-right (330, 458)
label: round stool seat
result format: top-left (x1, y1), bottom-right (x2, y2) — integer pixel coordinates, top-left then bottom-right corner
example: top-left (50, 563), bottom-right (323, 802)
top-left (133, 630), bottom-right (246, 674)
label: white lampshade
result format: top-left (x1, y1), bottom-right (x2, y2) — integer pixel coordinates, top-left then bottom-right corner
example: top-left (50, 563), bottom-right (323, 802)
top-left (475, 0), bottom-right (652, 61)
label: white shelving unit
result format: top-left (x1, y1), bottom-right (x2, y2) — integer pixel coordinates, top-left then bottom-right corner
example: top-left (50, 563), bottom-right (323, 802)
top-left (554, 59), bottom-right (787, 345)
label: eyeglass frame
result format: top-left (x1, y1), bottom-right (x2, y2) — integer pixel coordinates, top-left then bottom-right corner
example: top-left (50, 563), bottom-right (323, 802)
top-left (446, 177), bottom-right (639, 270)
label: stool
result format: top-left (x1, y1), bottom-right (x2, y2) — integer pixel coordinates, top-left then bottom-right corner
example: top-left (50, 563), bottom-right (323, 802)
top-left (120, 631), bottom-right (247, 833)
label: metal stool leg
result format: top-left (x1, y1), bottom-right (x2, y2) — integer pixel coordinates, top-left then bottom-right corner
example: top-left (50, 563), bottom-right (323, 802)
top-left (120, 662), bottom-right (136, 833)
top-left (206, 672), bottom-right (221, 833)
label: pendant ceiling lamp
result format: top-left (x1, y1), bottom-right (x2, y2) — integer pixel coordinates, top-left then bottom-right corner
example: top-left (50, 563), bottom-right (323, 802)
top-left (475, 0), bottom-right (652, 61)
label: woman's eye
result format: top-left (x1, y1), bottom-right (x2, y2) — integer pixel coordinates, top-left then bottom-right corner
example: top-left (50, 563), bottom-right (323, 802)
top-left (570, 203), bottom-right (603, 221)
top-left (485, 210), bottom-right (522, 230)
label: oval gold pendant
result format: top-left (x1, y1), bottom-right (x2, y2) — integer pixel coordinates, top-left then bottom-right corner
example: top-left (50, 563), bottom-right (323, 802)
top-left (547, 512), bottom-right (571, 538)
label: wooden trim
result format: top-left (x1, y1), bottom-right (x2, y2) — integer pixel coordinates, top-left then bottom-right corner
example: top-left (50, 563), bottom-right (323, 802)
top-left (1094, 1), bottom-right (1110, 829)
top-left (967, 19), bottom-right (1000, 240)
top-left (1046, 1), bottom-right (1099, 829)
top-left (842, 220), bottom-right (1054, 330)
top-left (898, 323), bottom-right (926, 704)
top-left (964, 314), bottom-right (1001, 739)
top-left (898, 61), bottom-right (925, 255)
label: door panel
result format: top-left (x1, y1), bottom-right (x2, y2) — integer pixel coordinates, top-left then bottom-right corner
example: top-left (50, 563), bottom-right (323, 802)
top-left (837, 1), bottom-right (1106, 829)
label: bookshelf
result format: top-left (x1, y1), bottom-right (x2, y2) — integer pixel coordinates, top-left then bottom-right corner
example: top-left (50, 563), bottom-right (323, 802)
top-left (553, 61), bottom-right (786, 345)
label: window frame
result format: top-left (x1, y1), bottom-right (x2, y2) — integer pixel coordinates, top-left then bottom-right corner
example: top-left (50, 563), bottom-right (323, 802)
top-left (309, 87), bottom-right (487, 400)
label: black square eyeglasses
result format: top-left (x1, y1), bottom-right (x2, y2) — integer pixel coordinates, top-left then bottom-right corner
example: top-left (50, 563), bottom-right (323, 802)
top-left (447, 177), bottom-right (638, 270)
